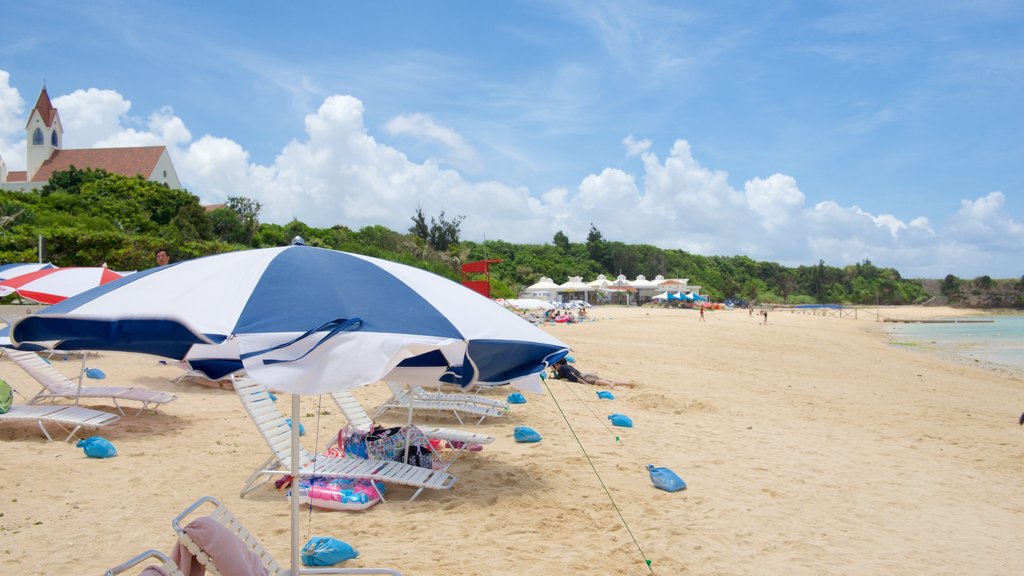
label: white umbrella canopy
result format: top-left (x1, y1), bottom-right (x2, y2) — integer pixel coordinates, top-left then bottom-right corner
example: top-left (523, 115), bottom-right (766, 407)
top-left (9, 246), bottom-right (569, 572)
top-left (525, 276), bottom-right (561, 292)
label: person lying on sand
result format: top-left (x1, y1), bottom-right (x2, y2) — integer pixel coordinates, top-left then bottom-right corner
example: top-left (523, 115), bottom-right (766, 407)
top-left (551, 358), bottom-right (638, 388)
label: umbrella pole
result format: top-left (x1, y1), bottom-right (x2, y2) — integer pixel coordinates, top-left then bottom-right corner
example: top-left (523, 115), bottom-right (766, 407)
top-left (291, 394), bottom-right (301, 574)
top-left (76, 351), bottom-right (89, 407)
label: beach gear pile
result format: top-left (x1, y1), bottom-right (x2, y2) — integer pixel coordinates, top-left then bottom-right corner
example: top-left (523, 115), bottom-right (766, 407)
top-left (293, 477), bottom-right (384, 511)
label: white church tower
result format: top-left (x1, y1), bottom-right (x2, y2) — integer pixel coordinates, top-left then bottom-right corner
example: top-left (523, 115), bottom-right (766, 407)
top-left (25, 85), bottom-right (63, 180)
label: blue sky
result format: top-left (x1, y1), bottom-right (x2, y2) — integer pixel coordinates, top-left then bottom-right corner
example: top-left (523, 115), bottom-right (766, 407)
top-left (1, 0), bottom-right (1022, 278)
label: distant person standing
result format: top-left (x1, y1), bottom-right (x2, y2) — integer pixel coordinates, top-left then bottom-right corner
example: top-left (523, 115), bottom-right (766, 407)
top-left (155, 248), bottom-right (170, 267)
top-left (762, 309), bottom-right (768, 325)
top-left (699, 306), bottom-right (706, 321)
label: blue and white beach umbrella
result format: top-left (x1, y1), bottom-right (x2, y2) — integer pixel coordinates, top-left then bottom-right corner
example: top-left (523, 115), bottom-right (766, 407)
top-left (9, 246), bottom-right (568, 394)
top-left (8, 246), bottom-right (568, 573)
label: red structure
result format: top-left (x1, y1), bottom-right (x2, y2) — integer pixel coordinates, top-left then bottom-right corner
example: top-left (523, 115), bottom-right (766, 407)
top-left (461, 259), bottom-right (503, 298)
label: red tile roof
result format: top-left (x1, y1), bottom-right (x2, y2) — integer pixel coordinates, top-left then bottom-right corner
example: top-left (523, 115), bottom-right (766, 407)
top-left (31, 146), bottom-right (166, 182)
top-left (6, 171), bottom-right (28, 182)
top-left (28, 87), bottom-right (58, 128)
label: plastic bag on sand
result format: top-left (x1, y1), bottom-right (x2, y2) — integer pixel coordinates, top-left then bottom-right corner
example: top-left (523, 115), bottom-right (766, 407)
top-left (514, 426), bottom-right (542, 443)
top-left (77, 436), bottom-right (117, 458)
top-left (506, 392), bottom-right (527, 404)
top-left (646, 464), bottom-right (686, 492)
top-left (608, 413), bottom-right (633, 428)
top-left (301, 537), bottom-right (358, 566)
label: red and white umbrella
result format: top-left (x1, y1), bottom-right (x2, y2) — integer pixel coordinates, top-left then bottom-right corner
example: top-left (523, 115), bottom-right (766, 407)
top-left (0, 267), bottom-right (123, 304)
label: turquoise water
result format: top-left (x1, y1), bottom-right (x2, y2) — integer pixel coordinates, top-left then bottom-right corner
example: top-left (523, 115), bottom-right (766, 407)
top-left (885, 315), bottom-right (1024, 371)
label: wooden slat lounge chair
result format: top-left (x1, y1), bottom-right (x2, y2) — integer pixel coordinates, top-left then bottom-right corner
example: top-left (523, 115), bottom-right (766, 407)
top-left (0, 402), bottom-right (120, 442)
top-left (234, 379), bottom-right (456, 501)
top-left (5, 349), bottom-right (177, 416)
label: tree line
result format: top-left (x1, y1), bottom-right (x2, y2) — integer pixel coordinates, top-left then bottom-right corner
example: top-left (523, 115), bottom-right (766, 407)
top-left (3, 167), bottom-right (1016, 307)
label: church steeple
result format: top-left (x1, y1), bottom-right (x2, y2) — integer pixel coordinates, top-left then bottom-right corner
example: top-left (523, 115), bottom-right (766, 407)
top-left (25, 84), bottom-right (62, 179)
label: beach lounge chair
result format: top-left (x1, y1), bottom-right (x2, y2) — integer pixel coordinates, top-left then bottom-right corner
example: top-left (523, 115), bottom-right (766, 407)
top-left (330, 389), bottom-right (494, 457)
top-left (374, 381), bottom-right (508, 425)
top-left (104, 496), bottom-right (402, 575)
top-left (234, 378), bottom-right (456, 501)
top-left (0, 402), bottom-right (120, 442)
top-left (104, 549), bottom-right (183, 576)
top-left (4, 349), bottom-right (177, 416)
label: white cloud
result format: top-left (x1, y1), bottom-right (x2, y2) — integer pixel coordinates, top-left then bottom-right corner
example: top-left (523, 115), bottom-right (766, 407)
top-left (2, 73), bottom-right (1021, 278)
top-left (383, 113), bottom-right (479, 171)
top-left (622, 134), bottom-right (651, 157)
top-left (0, 71), bottom-right (25, 169)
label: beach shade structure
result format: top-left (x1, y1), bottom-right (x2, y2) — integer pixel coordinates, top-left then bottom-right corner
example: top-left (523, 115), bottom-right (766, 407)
top-left (524, 277), bottom-right (561, 301)
top-left (0, 262), bottom-right (56, 297)
top-left (7, 245), bottom-right (569, 573)
top-left (0, 266), bottom-right (123, 304)
top-left (0, 262), bottom-right (55, 282)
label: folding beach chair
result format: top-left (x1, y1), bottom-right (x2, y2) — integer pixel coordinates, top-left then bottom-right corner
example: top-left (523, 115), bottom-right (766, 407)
top-left (104, 496), bottom-right (402, 575)
top-left (5, 349), bottom-right (176, 416)
top-left (234, 378), bottom-right (456, 501)
top-left (0, 402), bottom-right (120, 442)
top-left (374, 381), bottom-right (508, 425)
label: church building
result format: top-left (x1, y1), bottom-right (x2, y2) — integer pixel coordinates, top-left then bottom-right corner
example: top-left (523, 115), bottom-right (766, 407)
top-left (0, 86), bottom-right (181, 191)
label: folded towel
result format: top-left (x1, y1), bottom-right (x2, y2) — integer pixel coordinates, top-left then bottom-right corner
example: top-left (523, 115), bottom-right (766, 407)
top-left (171, 516), bottom-right (268, 576)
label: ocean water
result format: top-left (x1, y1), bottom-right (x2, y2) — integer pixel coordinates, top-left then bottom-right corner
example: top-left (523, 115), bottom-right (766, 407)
top-left (885, 315), bottom-right (1024, 372)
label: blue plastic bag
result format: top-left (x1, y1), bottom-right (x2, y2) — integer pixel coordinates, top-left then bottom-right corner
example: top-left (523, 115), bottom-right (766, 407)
top-left (301, 536), bottom-right (358, 566)
top-left (84, 367), bottom-right (106, 380)
top-left (608, 414), bottom-right (633, 428)
top-left (506, 392), bottom-right (527, 404)
top-left (285, 418), bottom-right (306, 436)
top-left (646, 464), bottom-right (686, 492)
top-left (596, 390), bottom-right (615, 400)
top-left (564, 355), bottom-right (576, 363)
top-left (268, 392), bottom-right (278, 402)
top-left (77, 436), bottom-right (117, 458)
top-left (513, 426), bottom-right (542, 443)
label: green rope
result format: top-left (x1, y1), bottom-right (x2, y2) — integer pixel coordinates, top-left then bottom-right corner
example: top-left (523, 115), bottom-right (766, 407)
top-left (543, 378), bottom-right (655, 574)
top-left (559, 379), bottom-right (621, 443)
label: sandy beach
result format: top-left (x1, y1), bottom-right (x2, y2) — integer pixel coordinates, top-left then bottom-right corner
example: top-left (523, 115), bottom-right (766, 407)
top-left (1, 305), bottom-right (1022, 575)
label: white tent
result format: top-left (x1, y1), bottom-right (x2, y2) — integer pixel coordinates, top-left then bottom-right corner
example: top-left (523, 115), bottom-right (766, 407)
top-left (559, 276), bottom-right (593, 302)
top-left (522, 276), bottom-right (561, 300)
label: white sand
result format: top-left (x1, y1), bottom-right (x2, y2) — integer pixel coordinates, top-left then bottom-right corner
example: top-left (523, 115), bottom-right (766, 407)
top-left (1, 305), bottom-right (1022, 575)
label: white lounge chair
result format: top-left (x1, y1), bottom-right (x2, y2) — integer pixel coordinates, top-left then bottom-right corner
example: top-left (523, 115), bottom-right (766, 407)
top-left (0, 402), bottom-right (120, 442)
top-left (105, 496), bottom-right (402, 575)
top-left (330, 390), bottom-right (494, 458)
top-left (104, 549), bottom-right (183, 576)
top-left (374, 381), bottom-right (508, 425)
top-left (4, 349), bottom-right (177, 416)
top-left (234, 379), bottom-right (456, 501)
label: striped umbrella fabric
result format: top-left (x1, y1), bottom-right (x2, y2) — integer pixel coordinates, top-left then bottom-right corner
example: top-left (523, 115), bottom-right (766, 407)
top-left (10, 246), bottom-right (568, 394)
top-left (0, 266), bottom-right (123, 304)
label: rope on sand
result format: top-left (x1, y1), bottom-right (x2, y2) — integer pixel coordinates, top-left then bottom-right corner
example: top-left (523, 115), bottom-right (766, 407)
top-left (558, 379), bottom-right (622, 443)
top-left (543, 378), bottom-right (655, 574)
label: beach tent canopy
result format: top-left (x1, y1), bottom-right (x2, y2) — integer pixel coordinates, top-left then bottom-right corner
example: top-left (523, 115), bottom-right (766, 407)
top-left (525, 277), bottom-right (561, 292)
top-left (588, 274), bottom-right (610, 290)
top-left (559, 276), bottom-right (593, 293)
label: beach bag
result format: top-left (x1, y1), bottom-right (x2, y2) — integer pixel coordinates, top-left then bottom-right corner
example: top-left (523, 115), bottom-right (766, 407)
top-left (338, 426), bottom-right (369, 459)
top-left (506, 392), bottom-right (527, 404)
top-left (596, 390), bottom-right (615, 400)
top-left (646, 464), bottom-right (686, 492)
top-left (514, 426), bottom-right (542, 443)
top-left (301, 536), bottom-right (358, 566)
top-left (608, 414), bottom-right (633, 428)
top-left (77, 436), bottom-right (117, 458)
top-left (0, 379), bottom-right (12, 414)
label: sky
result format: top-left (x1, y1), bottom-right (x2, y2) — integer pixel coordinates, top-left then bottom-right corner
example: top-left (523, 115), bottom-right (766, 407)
top-left (1, 0), bottom-right (1022, 279)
